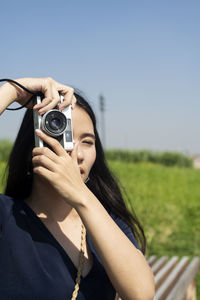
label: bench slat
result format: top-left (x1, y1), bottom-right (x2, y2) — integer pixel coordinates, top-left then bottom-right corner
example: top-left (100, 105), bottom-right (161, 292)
top-left (165, 257), bottom-right (200, 300)
top-left (148, 255), bottom-right (157, 267)
top-left (151, 256), bottom-right (168, 275)
top-left (154, 256), bottom-right (179, 289)
top-left (154, 256), bottom-right (189, 300)
top-left (117, 256), bottom-right (199, 300)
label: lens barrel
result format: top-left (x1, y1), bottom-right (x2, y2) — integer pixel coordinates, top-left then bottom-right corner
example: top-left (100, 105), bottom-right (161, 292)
top-left (41, 110), bottom-right (67, 136)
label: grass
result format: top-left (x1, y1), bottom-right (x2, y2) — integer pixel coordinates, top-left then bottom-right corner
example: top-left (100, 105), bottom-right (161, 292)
top-left (0, 162), bottom-right (6, 193)
top-left (108, 160), bottom-right (200, 297)
top-left (0, 160), bottom-right (199, 296)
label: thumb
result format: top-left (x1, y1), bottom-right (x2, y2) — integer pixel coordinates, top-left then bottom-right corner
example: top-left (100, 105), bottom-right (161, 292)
top-left (70, 142), bottom-right (79, 163)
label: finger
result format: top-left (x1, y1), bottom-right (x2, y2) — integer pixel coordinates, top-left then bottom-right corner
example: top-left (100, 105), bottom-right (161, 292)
top-left (32, 146), bottom-right (60, 164)
top-left (38, 80), bottom-right (60, 114)
top-left (38, 94), bottom-right (60, 115)
top-left (33, 165), bottom-right (55, 181)
top-left (35, 129), bottom-right (67, 157)
top-left (70, 142), bottom-right (79, 163)
top-left (56, 84), bottom-right (75, 110)
top-left (72, 95), bottom-right (77, 109)
top-left (33, 97), bottom-right (52, 111)
top-left (59, 95), bottom-right (77, 111)
top-left (38, 98), bottom-right (60, 115)
top-left (35, 80), bottom-right (76, 112)
top-left (32, 154), bottom-right (57, 172)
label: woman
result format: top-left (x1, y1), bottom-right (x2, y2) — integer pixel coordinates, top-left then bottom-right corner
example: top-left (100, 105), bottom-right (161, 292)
top-left (0, 78), bottom-right (155, 300)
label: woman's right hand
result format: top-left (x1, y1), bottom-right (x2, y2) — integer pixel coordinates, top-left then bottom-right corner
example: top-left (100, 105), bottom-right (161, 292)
top-left (0, 77), bottom-right (76, 115)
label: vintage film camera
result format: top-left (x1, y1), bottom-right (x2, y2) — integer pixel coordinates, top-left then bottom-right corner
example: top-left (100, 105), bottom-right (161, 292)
top-left (33, 95), bottom-right (73, 151)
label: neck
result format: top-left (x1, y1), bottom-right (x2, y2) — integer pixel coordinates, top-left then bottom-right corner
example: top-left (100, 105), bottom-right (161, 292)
top-left (25, 175), bottom-right (79, 223)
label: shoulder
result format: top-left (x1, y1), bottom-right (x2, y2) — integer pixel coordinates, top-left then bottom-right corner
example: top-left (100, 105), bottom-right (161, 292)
top-left (0, 193), bottom-right (15, 209)
top-left (110, 213), bottom-right (141, 250)
top-left (0, 194), bottom-right (15, 224)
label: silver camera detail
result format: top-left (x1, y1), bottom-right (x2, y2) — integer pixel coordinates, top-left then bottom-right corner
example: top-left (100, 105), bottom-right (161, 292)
top-left (33, 95), bottom-right (74, 151)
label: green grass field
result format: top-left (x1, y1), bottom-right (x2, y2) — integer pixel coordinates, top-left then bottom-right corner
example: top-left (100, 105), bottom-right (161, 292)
top-left (0, 162), bottom-right (6, 193)
top-left (0, 160), bottom-right (200, 296)
top-left (108, 160), bottom-right (200, 296)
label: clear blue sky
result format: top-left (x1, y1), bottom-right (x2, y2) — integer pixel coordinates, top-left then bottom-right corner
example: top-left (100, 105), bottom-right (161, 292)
top-left (0, 0), bottom-right (200, 153)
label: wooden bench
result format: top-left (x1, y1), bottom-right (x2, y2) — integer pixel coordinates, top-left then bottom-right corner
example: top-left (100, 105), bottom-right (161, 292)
top-left (148, 256), bottom-right (200, 300)
top-left (116, 256), bottom-right (200, 300)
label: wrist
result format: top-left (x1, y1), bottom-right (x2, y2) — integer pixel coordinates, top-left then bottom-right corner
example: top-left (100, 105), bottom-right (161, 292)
top-left (11, 78), bottom-right (30, 104)
top-left (73, 186), bottom-right (93, 212)
top-left (0, 82), bottom-right (17, 114)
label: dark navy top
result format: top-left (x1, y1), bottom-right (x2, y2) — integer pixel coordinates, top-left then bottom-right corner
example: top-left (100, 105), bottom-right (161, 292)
top-left (0, 194), bottom-right (140, 300)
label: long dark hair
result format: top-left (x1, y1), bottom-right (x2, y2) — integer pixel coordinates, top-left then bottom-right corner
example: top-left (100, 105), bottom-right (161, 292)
top-left (5, 92), bottom-right (146, 254)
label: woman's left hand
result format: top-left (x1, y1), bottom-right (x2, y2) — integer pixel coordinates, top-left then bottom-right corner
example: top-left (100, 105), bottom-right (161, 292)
top-left (32, 129), bottom-right (88, 208)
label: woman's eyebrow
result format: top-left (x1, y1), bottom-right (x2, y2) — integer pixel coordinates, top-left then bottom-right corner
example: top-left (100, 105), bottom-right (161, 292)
top-left (80, 133), bottom-right (96, 140)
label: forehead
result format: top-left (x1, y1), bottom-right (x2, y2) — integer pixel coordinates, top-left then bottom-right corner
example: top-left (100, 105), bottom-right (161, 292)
top-left (71, 105), bottom-right (94, 135)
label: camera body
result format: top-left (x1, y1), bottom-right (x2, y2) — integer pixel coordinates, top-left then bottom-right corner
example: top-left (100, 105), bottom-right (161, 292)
top-left (33, 95), bottom-right (73, 151)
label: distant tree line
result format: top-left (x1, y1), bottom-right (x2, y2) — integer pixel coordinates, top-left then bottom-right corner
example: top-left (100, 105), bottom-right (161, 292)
top-left (105, 149), bottom-right (193, 168)
top-left (0, 140), bottom-right (193, 168)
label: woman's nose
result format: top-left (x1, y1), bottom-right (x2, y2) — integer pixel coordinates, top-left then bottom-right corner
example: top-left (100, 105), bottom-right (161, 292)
top-left (73, 141), bottom-right (84, 161)
top-left (77, 148), bottom-right (83, 159)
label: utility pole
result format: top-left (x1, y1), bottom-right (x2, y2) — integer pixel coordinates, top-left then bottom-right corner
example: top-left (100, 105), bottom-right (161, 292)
top-left (99, 94), bottom-right (106, 149)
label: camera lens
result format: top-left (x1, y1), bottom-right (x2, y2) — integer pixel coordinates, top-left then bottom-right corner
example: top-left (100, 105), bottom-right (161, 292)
top-left (42, 110), bottom-right (67, 136)
top-left (51, 118), bottom-right (61, 130)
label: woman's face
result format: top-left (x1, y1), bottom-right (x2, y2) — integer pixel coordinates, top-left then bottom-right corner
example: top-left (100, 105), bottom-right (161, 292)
top-left (71, 105), bottom-right (96, 182)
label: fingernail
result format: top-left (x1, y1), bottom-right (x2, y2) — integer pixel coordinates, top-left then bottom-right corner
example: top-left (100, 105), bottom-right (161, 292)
top-left (39, 109), bottom-right (45, 115)
top-left (35, 129), bottom-right (42, 135)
